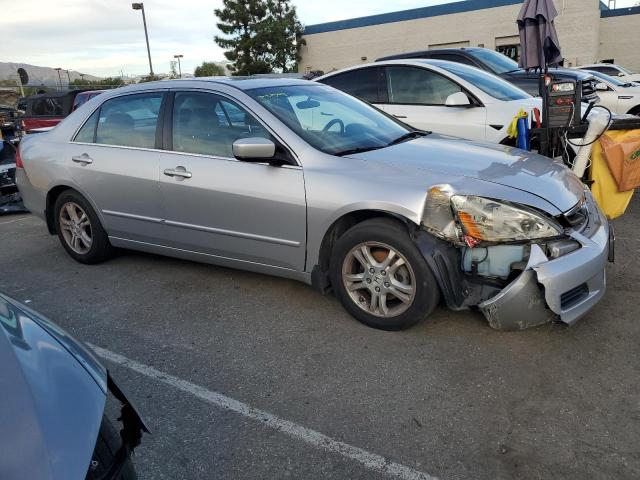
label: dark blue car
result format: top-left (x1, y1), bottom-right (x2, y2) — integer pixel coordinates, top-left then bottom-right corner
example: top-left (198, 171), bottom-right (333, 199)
top-left (0, 292), bottom-right (148, 480)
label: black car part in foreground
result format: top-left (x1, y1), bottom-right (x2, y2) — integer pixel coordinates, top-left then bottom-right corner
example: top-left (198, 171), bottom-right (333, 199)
top-left (0, 140), bottom-right (27, 214)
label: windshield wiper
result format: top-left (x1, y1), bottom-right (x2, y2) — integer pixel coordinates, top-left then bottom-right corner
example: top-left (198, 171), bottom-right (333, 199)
top-left (386, 130), bottom-right (430, 147)
top-left (334, 146), bottom-right (385, 156)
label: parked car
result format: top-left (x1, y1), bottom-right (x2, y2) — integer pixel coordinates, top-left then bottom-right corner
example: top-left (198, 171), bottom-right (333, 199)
top-left (583, 70), bottom-right (640, 115)
top-left (17, 90), bottom-right (86, 133)
top-left (316, 59), bottom-right (541, 145)
top-left (0, 104), bottom-right (20, 133)
top-left (16, 78), bottom-right (611, 331)
top-left (0, 139), bottom-right (27, 213)
top-left (0, 291), bottom-right (148, 479)
top-left (577, 63), bottom-right (640, 83)
top-left (73, 90), bottom-right (106, 111)
top-left (377, 47), bottom-right (600, 104)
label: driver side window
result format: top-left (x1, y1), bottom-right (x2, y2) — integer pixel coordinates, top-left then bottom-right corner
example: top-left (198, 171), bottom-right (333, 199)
top-left (172, 92), bottom-right (273, 157)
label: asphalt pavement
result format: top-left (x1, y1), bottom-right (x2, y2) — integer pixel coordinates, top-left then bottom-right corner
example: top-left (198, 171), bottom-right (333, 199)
top-left (1, 202), bottom-right (639, 480)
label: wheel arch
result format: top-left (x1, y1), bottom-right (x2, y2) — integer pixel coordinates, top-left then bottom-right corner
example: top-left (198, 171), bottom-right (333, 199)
top-left (627, 105), bottom-right (640, 116)
top-left (45, 184), bottom-right (103, 235)
top-left (311, 209), bottom-right (418, 293)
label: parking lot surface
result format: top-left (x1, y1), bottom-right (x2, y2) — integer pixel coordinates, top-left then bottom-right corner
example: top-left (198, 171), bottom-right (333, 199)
top-left (1, 201), bottom-right (640, 480)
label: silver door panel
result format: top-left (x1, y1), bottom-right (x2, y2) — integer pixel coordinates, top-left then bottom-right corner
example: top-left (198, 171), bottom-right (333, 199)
top-left (159, 153), bottom-right (306, 270)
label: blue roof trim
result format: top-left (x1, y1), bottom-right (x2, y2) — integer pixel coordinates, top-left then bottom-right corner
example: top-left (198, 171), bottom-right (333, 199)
top-left (601, 6), bottom-right (640, 17)
top-left (304, 0), bottom-right (523, 35)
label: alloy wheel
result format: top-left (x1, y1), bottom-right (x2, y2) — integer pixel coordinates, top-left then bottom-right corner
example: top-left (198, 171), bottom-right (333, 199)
top-left (341, 241), bottom-right (416, 318)
top-left (59, 201), bottom-right (93, 254)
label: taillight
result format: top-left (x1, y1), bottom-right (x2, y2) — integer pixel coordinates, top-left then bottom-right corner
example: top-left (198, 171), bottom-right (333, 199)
top-left (15, 146), bottom-right (23, 168)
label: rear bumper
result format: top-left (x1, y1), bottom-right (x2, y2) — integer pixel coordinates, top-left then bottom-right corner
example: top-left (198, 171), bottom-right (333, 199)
top-left (480, 196), bottom-right (610, 330)
top-left (15, 168), bottom-right (46, 221)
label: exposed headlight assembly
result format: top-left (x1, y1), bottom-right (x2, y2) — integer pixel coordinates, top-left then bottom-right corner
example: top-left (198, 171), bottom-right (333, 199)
top-left (451, 195), bottom-right (563, 243)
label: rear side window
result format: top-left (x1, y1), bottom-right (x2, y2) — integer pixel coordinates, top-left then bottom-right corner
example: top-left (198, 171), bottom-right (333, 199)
top-left (95, 93), bottom-right (163, 148)
top-left (74, 110), bottom-right (99, 143)
top-left (386, 66), bottom-right (462, 105)
top-left (320, 68), bottom-right (385, 103)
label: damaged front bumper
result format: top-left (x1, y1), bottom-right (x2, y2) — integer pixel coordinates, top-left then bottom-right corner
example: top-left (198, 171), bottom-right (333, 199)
top-left (479, 197), bottom-right (611, 330)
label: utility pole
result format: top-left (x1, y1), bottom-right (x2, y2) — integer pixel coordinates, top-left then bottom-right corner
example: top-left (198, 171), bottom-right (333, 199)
top-left (54, 67), bottom-right (63, 90)
top-left (66, 69), bottom-right (71, 86)
top-left (132, 3), bottom-right (154, 77)
top-left (174, 54), bottom-right (183, 78)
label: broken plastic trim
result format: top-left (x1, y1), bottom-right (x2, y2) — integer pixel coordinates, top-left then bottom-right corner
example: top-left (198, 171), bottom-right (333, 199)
top-left (94, 374), bottom-right (150, 480)
top-left (479, 245), bottom-right (556, 331)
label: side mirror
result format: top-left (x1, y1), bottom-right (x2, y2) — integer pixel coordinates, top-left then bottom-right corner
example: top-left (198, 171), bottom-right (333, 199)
top-left (595, 82), bottom-right (609, 91)
top-left (233, 137), bottom-right (283, 164)
top-left (618, 72), bottom-right (626, 77)
top-left (233, 137), bottom-right (293, 166)
top-left (445, 92), bottom-right (472, 107)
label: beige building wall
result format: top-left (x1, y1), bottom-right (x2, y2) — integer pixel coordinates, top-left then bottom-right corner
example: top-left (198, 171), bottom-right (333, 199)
top-left (300, 0), bottom-right (604, 73)
top-left (599, 14), bottom-right (640, 72)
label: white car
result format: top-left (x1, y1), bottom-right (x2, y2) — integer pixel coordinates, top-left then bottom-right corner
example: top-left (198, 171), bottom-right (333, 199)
top-left (317, 59), bottom-right (541, 145)
top-left (577, 63), bottom-right (640, 83)
top-left (584, 70), bottom-right (640, 116)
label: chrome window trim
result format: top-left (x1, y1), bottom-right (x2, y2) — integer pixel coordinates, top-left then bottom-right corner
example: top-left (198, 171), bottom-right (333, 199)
top-left (70, 87), bottom-right (303, 169)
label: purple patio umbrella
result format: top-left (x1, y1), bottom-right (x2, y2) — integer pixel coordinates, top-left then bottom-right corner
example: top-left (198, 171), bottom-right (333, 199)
top-left (517, 0), bottom-right (563, 72)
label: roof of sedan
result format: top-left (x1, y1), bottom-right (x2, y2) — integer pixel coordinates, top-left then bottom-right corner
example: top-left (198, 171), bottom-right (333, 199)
top-left (142, 76), bottom-right (315, 91)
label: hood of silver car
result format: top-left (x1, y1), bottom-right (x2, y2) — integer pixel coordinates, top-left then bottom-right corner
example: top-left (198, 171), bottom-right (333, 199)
top-left (348, 134), bottom-right (584, 213)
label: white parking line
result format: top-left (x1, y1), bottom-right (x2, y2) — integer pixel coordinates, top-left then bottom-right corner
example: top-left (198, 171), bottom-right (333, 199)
top-left (89, 344), bottom-right (439, 480)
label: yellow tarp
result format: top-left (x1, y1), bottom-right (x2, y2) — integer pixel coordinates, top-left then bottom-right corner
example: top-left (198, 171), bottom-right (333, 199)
top-left (590, 129), bottom-right (640, 220)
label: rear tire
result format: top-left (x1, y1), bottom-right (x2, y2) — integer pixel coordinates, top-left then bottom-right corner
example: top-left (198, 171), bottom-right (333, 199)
top-left (329, 218), bottom-right (440, 331)
top-left (54, 190), bottom-right (112, 264)
top-left (85, 416), bottom-right (137, 480)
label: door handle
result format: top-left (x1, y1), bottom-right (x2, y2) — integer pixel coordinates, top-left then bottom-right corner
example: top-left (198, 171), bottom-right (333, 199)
top-left (72, 153), bottom-right (93, 164)
top-left (393, 115), bottom-right (407, 119)
top-left (163, 167), bottom-right (192, 179)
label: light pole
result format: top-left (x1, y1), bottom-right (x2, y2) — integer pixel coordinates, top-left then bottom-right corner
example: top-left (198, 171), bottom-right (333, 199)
top-left (132, 3), bottom-right (154, 77)
top-left (54, 68), bottom-right (63, 90)
top-left (173, 54), bottom-right (183, 78)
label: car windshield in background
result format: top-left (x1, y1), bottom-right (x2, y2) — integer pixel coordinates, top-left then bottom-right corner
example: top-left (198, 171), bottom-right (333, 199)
top-left (586, 69), bottom-right (629, 87)
top-left (434, 61), bottom-right (531, 101)
top-left (471, 49), bottom-right (520, 74)
top-left (247, 84), bottom-right (412, 156)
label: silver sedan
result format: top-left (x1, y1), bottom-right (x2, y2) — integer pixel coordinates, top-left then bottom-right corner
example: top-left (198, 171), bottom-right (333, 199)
top-left (16, 78), bottom-right (612, 331)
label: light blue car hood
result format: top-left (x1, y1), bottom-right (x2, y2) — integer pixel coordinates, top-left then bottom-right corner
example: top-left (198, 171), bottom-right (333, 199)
top-left (0, 293), bottom-right (106, 480)
top-left (349, 134), bottom-right (585, 213)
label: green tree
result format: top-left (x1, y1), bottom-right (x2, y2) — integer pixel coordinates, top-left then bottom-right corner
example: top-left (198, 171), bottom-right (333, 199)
top-left (214, 0), bottom-right (271, 75)
top-left (169, 61), bottom-right (179, 79)
top-left (69, 77), bottom-right (124, 89)
top-left (264, 0), bottom-right (305, 73)
top-left (138, 74), bottom-right (161, 83)
top-left (194, 61), bottom-right (226, 77)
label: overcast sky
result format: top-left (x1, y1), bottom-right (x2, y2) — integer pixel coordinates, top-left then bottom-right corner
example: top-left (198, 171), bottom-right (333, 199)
top-left (2, 0), bottom-right (638, 78)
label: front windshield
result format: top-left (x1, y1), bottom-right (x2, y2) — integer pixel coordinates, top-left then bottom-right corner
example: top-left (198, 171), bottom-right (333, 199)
top-left (586, 70), bottom-right (627, 87)
top-left (434, 61), bottom-right (531, 101)
top-left (470, 49), bottom-right (519, 74)
top-left (248, 84), bottom-right (413, 156)
top-left (618, 65), bottom-right (633, 75)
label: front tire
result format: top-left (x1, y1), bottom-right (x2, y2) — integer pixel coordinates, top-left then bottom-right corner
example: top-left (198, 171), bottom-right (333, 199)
top-left (54, 190), bottom-right (112, 264)
top-left (330, 218), bottom-right (440, 331)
